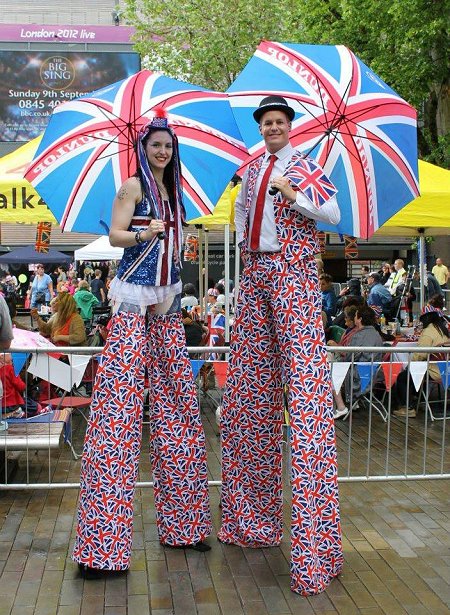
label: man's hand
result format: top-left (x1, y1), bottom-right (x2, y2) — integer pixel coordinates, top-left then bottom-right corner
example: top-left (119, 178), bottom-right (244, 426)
top-left (270, 176), bottom-right (297, 202)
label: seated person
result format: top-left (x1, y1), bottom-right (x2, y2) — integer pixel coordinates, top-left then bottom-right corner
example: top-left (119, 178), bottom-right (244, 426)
top-left (205, 288), bottom-right (219, 314)
top-left (320, 274), bottom-right (337, 323)
top-left (182, 308), bottom-right (208, 347)
top-left (0, 353), bottom-right (26, 418)
top-left (328, 305), bottom-right (359, 350)
top-left (366, 272), bottom-right (392, 314)
top-left (31, 293), bottom-right (87, 346)
top-left (333, 295), bottom-right (365, 329)
top-left (331, 305), bottom-right (384, 419)
top-left (214, 282), bottom-right (229, 311)
top-left (423, 294), bottom-right (448, 326)
top-left (335, 278), bottom-right (362, 313)
top-left (74, 280), bottom-right (99, 324)
top-left (392, 311), bottom-right (450, 418)
top-left (180, 283), bottom-right (199, 310)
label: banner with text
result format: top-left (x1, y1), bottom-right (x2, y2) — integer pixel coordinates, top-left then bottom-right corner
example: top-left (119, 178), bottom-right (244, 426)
top-left (0, 137), bottom-right (55, 222)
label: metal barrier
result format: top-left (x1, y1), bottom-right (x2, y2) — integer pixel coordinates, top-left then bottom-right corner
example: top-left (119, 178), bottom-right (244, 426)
top-left (0, 344), bottom-right (448, 490)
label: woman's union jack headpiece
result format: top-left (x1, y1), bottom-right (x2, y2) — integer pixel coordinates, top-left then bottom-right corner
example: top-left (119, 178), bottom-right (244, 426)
top-left (136, 108), bottom-right (185, 221)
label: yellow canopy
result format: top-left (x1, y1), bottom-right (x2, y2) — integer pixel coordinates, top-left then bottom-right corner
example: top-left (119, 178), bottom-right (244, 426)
top-left (0, 138), bottom-right (56, 223)
top-left (187, 184), bottom-right (240, 229)
top-left (375, 160), bottom-right (450, 236)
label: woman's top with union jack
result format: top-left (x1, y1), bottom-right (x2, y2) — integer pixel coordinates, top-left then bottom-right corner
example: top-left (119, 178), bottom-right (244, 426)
top-left (109, 193), bottom-right (182, 307)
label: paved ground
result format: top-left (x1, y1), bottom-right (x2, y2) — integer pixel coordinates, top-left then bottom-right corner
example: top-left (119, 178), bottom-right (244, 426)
top-left (0, 386), bottom-right (449, 614)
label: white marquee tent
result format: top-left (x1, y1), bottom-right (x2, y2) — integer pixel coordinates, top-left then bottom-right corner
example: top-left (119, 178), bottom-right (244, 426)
top-left (74, 236), bottom-right (123, 262)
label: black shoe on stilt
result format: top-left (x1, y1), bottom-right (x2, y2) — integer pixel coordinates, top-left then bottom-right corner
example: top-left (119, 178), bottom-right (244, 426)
top-left (78, 563), bottom-right (128, 580)
top-left (78, 563), bottom-right (103, 580)
top-left (188, 542), bottom-right (211, 552)
top-left (164, 541), bottom-right (211, 552)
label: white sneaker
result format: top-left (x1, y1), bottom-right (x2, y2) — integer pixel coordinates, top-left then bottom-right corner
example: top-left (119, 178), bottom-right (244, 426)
top-left (333, 406), bottom-right (349, 420)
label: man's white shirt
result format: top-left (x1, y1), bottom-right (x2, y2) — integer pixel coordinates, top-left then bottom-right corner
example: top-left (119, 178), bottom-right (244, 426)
top-left (235, 143), bottom-right (340, 250)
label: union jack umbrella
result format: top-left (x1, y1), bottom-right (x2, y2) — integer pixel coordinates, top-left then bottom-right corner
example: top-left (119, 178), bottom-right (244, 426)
top-left (227, 41), bottom-right (420, 239)
top-left (25, 70), bottom-right (248, 234)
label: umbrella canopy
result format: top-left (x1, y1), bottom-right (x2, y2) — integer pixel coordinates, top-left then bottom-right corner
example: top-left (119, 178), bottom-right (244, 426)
top-left (227, 41), bottom-right (419, 239)
top-left (0, 138), bottom-right (56, 224)
top-left (375, 160), bottom-right (450, 309)
top-left (25, 70), bottom-right (248, 234)
top-left (375, 161), bottom-right (450, 236)
top-left (0, 245), bottom-right (71, 264)
top-left (187, 184), bottom-right (237, 229)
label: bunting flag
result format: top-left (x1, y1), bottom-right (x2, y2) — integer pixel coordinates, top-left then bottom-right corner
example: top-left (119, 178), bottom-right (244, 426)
top-left (184, 233), bottom-right (199, 262)
top-left (190, 359), bottom-right (205, 379)
top-left (212, 361), bottom-right (228, 388)
top-left (316, 231), bottom-right (326, 254)
top-left (35, 221), bottom-right (52, 253)
top-left (344, 235), bottom-right (358, 259)
top-left (381, 362), bottom-right (404, 391)
top-left (331, 362), bottom-right (351, 392)
top-left (356, 363), bottom-right (380, 393)
top-left (437, 361), bottom-right (450, 389)
top-left (12, 352), bottom-right (28, 376)
top-left (409, 362), bottom-right (428, 392)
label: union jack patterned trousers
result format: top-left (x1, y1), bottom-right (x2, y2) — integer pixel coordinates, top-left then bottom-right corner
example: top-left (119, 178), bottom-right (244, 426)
top-left (73, 309), bottom-right (212, 571)
top-left (218, 253), bottom-right (343, 595)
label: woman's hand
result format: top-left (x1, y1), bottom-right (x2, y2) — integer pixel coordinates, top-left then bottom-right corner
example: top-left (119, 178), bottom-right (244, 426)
top-left (145, 218), bottom-right (165, 239)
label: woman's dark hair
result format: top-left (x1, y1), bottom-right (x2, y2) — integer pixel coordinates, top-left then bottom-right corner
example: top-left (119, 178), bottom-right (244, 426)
top-left (343, 305), bottom-right (358, 322)
top-left (139, 127), bottom-right (176, 208)
top-left (355, 304), bottom-right (377, 327)
top-left (420, 311), bottom-right (450, 338)
top-left (347, 278), bottom-right (361, 294)
top-left (183, 283), bottom-right (196, 296)
top-left (342, 295), bottom-right (366, 309)
top-left (428, 294), bottom-right (445, 310)
top-left (215, 282), bottom-right (225, 294)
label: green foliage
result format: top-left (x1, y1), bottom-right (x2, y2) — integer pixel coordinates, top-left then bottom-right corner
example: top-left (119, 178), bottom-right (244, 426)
top-left (121, 0), bottom-right (303, 90)
top-left (121, 0), bottom-right (448, 164)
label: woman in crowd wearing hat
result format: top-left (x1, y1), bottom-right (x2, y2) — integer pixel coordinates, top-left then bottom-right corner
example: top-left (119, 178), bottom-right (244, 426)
top-left (73, 110), bottom-right (212, 579)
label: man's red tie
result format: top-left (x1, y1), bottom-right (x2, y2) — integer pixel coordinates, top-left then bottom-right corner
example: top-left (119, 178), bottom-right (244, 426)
top-left (250, 154), bottom-right (277, 251)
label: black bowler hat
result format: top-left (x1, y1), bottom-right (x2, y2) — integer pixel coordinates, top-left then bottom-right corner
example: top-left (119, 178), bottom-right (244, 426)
top-left (253, 95), bottom-right (295, 123)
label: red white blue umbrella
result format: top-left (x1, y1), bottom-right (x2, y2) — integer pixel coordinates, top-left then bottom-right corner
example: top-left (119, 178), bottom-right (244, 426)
top-left (25, 70), bottom-right (248, 234)
top-left (227, 41), bottom-right (420, 239)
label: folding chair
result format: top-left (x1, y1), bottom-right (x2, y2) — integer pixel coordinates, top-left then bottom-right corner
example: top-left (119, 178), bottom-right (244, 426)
top-left (89, 306), bottom-right (111, 332)
top-left (28, 353), bottom-right (92, 458)
top-left (415, 355), bottom-right (449, 421)
top-left (347, 362), bottom-right (388, 422)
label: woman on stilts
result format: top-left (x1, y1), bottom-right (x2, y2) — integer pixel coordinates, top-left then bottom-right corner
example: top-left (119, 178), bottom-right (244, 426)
top-left (73, 110), bottom-right (212, 579)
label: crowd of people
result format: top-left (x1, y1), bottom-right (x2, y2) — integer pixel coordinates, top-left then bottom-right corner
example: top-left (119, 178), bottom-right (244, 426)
top-left (318, 256), bottom-right (449, 421)
top-left (320, 256), bottom-right (447, 331)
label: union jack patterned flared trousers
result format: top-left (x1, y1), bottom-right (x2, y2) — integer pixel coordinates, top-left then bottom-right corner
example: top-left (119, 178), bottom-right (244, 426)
top-left (73, 310), bottom-right (212, 571)
top-left (218, 253), bottom-right (343, 595)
